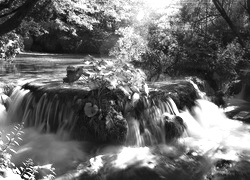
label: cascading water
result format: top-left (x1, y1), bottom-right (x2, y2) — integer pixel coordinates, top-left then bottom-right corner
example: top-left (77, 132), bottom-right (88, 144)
top-left (0, 83), bottom-right (187, 175)
top-left (0, 86), bottom-right (90, 177)
top-left (125, 95), bottom-right (185, 147)
top-left (1, 80), bottom-right (250, 179)
top-left (180, 80), bottom-right (250, 153)
top-left (6, 86), bottom-right (79, 138)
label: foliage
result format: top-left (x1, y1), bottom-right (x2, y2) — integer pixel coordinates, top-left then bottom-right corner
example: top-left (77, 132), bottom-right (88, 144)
top-left (109, 27), bottom-right (147, 62)
top-left (111, 0), bottom-right (250, 91)
top-left (0, 124), bottom-right (23, 179)
top-left (140, 22), bottom-right (182, 80)
top-left (63, 56), bottom-right (146, 143)
top-left (67, 56), bottom-right (147, 94)
top-left (2, 83), bottom-right (16, 97)
top-left (215, 40), bottom-right (245, 83)
top-left (15, 0), bottom-right (143, 54)
top-left (0, 0), bottom-right (40, 36)
top-left (0, 124), bottom-right (55, 179)
top-left (0, 32), bottom-right (23, 60)
top-left (0, 124), bottom-right (23, 156)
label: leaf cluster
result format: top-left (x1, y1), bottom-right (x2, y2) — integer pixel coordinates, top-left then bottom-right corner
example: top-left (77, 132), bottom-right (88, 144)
top-left (0, 32), bottom-right (23, 60)
top-left (71, 56), bottom-right (146, 94)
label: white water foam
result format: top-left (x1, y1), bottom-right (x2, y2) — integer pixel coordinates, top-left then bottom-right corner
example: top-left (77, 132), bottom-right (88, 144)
top-left (1, 86), bottom-right (250, 178)
top-left (179, 99), bottom-right (250, 161)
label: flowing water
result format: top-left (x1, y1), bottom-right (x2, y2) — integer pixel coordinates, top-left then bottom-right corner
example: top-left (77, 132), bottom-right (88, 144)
top-left (0, 53), bottom-right (250, 179)
top-left (0, 53), bottom-right (88, 85)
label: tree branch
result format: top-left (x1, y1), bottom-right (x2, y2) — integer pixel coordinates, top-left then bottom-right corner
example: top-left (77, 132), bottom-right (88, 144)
top-left (212, 0), bottom-right (245, 47)
top-left (0, 0), bottom-right (11, 11)
top-left (246, 0), bottom-right (250, 18)
top-left (0, 5), bottom-right (21, 18)
top-left (0, 0), bottom-right (40, 36)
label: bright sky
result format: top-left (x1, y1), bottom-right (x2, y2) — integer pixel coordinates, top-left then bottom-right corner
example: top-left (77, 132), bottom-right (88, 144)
top-left (137, 0), bottom-right (178, 21)
top-left (145, 0), bottom-right (174, 9)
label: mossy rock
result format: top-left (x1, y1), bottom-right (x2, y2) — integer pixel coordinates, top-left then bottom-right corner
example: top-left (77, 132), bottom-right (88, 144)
top-left (208, 160), bottom-right (250, 180)
top-left (22, 83), bottom-right (129, 144)
top-left (150, 80), bottom-right (199, 110)
top-left (57, 149), bottom-right (211, 180)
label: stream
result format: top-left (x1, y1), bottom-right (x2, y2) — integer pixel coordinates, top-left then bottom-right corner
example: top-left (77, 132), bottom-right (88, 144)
top-left (0, 53), bottom-right (250, 180)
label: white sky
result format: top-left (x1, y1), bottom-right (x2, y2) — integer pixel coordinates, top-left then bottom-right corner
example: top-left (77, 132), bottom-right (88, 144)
top-left (144, 0), bottom-right (174, 9)
top-left (137, 0), bottom-right (178, 20)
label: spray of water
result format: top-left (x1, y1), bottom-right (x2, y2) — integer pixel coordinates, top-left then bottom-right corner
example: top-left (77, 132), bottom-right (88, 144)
top-left (179, 99), bottom-right (250, 162)
top-left (1, 82), bottom-right (250, 178)
top-left (0, 87), bottom-right (88, 176)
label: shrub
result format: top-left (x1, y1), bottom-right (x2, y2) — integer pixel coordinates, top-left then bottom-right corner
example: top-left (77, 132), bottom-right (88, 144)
top-left (109, 27), bottom-right (147, 62)
top-left (0, 32), bottom-right (23, 61)
top-left (0, 124), bottom-right (55, 179)
top-left (213, 40), bottom-right (246, 89)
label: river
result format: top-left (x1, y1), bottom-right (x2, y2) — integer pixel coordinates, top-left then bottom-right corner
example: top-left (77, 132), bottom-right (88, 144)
top-left (0, 53), bottom-right (89, 85)
top-left (0, 53), bottom-right (250, 179)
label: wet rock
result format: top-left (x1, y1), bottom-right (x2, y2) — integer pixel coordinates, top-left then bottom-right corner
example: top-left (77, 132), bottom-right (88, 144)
top-left (150, 80), bottom-right (199, 110)
top-left (20, 80), bottom-right (194, 145)
top-left (21, 83), bottom-right (128, 144)
top-left (0, 168), bottom-right (22, 180)
top-left (63, 66), bottom-right (89, 83)
top-left (0, 93), bottom-right (11, 111)
top-left (225, 80), bottom-right (242, 97)
top-left (76, 88), bottom-right (128, 144)
top-left (56, 148), bottom-right (211, 180)
top-left (208, 160), bottom-right (250, 180)
top-left (84, 102), bottom-right (99, 117)
top-left (189, 76), bottom-right (215, 96)
top-left (162, 113), bottom-right (186, 143)
top-left (105, 107), bottom-right (128, 143)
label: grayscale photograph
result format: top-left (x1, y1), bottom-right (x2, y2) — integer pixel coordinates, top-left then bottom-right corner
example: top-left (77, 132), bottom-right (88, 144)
top-left (0, 0), bottom-right (249, 179)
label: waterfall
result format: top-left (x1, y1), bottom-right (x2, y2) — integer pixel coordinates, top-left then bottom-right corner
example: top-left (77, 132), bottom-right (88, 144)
top-left (179, 99), bottom-right (250, 162)
top-left (2, 84), bottom-right (187, 147)
top-left (187, 78), bottom-right (208, 100)
top-left (0, 86), bottom-right (90, 176)
top-left (0, 84), bottom-right (190, 177)
top-left (5, 86), bottom-right (79, 139)
top-left (125, 96), bottom-right (186, 146)
top-left (2, 82), bottom-right (250, 179)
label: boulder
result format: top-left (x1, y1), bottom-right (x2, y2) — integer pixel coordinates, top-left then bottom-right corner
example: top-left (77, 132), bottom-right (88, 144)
top-left (21, 83), bottom-right (129, 144)
top-left (149, 80), bottom-right (199, 110)
top-left (162, 113), bottom-right (186, 143)
top-left (56, 147), bottom-right (211, 180)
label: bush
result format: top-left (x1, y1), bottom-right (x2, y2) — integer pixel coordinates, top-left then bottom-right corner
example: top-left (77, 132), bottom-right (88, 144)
top-left (0, 124), bottom-right (55, 179)
top-left (109, 27), bottom-right (147, 62)
top-left (0, 32), bottom-right (23, 61)
top-left (215, 40), bottom-right (245, 84)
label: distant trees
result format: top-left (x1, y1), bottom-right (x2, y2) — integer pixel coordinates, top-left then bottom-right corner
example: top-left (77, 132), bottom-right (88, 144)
top-left (110, 0), bottom-right (250, 91)
top-left (16, 0), bottom-right (143, 54)
top-left (0, 0), bottom-right (142, 54)
top-left (1, 0), bottom-right (249, 91)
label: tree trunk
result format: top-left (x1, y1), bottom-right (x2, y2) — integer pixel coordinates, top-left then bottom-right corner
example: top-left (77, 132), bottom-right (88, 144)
top-left (212, 0), bottom-right (245, 47)
top-left (0, 0), bottom-right (40, 36)
top-left (246, 0), bottom-right (250, 17)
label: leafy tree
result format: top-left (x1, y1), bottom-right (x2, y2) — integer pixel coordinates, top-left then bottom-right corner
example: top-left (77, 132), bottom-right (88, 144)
top-left (211, 0), bottom-right (244, 47)
top-left (109, 27), bottom-right (147, 62)
top-left (16, 0), bottom-right (142, 54)
top-left (0, 0), bottom-right (40, 36)
top-left (109, 0), bottom-right (249, 91)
